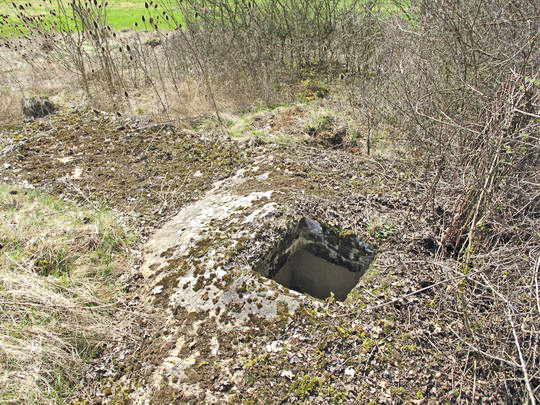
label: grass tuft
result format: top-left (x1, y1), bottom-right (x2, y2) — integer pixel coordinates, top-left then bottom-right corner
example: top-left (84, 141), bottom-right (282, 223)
top-left (0, 183), bottom-right (137, 404)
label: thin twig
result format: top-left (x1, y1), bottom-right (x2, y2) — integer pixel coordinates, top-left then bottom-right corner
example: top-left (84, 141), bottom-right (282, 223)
top-left (535, 254), bottom-right (540, 315)
top-left (59, 178), bottom-right (99, 210)
top-left (507, 306), bottom-right (537, 405)
top-left (449, 325), bottom-right (520, 369)
top-left (515, 108), bottom-right (540, 119)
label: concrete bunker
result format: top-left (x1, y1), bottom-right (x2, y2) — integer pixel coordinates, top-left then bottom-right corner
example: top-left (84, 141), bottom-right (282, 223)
top-left (257, 218), bottom-right (376, 301)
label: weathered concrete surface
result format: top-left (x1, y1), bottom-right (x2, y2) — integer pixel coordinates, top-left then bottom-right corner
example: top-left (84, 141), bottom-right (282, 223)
top-left (140, 166), bottom-right (301, 326)
top-left (108, 147), bottom-right (380, 404)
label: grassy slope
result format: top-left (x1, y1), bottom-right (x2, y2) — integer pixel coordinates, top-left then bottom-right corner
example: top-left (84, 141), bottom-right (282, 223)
top-left (0, 183), bottom-right (136, 404)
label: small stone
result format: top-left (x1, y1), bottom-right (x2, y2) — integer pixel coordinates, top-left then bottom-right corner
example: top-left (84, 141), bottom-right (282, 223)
top-left (372, 325), bottom-right (383, 338)
top-left (217, 380), bottom-right (233, 392)
top-left (71, 167), bottom-right (83, 179)
top-left (57, 157), bottom-right (73, 163)
top-left (344, 367), bottom-right (356, 378)
top-left (280, 370), bottom-right (294, 380)
top-left (152, 285), bottom-right (164, 294)
top-left (266, 341), bottom-right (282, 353)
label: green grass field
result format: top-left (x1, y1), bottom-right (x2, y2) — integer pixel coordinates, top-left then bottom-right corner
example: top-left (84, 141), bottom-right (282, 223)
top-left (0, 0), bottom-right (181, 36)
top-left (0, 0), bottom-right (408, 37)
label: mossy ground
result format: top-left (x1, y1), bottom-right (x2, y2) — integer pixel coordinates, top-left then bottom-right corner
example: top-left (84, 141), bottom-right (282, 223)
top-left (0, 108), bottom-right (247, 232)
top-left (0, 95), bottom-right (525, 403)
top-left (0, 106), bottom-right (445, 403)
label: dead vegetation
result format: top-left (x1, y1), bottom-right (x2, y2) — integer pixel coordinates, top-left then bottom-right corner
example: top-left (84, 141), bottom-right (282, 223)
top-left (0, 184), bottom-right (137, 404)
top-left (0, 0), bottom-right (539, 403)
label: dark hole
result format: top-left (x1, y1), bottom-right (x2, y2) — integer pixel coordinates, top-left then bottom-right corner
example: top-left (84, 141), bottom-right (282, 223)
top-left (257, 217), bottom-right (376, 301)
top-left (273, 249), bottom-right (363, 301)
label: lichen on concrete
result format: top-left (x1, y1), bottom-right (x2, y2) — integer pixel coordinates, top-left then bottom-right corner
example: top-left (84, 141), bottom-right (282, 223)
top-left (111, 144), bottom-right (383, 403)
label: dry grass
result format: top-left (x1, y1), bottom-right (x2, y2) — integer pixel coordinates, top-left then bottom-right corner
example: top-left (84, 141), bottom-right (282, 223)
top-left (0, 33), bottom-right (224, 121)
top-left (1, 0), bottom-right (379, 121)
top-left (0, 41), bottom-right (84, 122)
top-left (0, 183), bottom-right (136, 404)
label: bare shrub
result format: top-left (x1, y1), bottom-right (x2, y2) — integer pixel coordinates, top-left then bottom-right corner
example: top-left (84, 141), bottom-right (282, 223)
top-left (1, 0), bottom-right (128, 101)
top-left (2, 0), bottom-right (386, 117)
top-left (380, 0), bottom-right (539, 161)
top-left (160, 0), bottom-right (384, 107)
top-left (443, 75), bottom-right (540, 256)
top-left (367, 1), bottom-right (540, 401)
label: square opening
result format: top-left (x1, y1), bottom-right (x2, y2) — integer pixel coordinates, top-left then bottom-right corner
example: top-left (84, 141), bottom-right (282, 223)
top-left (256, 218), bottom-right (376, 301)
